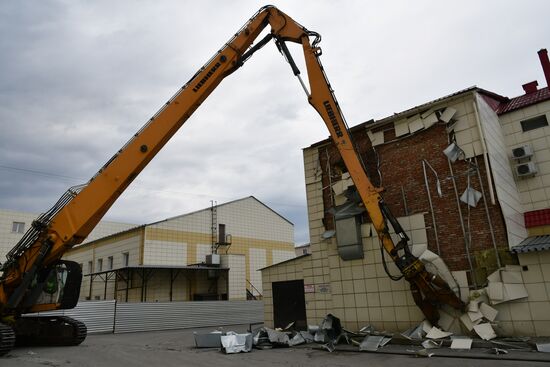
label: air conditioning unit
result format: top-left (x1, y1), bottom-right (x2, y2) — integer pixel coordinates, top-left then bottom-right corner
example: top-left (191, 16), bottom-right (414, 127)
top-left (512, 144), bottom-right (533, 160)
top-left (515, 162), bottom-right (537, 177)
top-left (206, 254), bottom-right (220, 266)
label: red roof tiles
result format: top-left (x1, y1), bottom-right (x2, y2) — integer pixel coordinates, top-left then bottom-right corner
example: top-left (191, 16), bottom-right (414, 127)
top-left (496, 87), bottom-right (550, 115)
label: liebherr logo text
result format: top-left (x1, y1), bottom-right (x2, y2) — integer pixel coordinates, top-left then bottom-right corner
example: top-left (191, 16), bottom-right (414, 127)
top-left (192, 62), bottom-right (221, 92)
top-left (323, 101), bottom-right (343, 137)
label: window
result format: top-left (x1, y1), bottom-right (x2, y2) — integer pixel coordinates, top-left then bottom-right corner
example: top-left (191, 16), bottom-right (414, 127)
top-left (122, 252), bottom-right (129, 267)
top-left (11, 221), bottom-right (25, 233)
top-left (88, 261), bottom-right (93, 274)
top-left (108, 256), bottom-right (114, 270)
top-left (521, 115), bottom-right (548, 132)
top-left (97, 258), bottom-right (103, 272)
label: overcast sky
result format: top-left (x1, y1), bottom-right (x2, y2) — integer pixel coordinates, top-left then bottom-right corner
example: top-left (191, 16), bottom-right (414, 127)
top-left (1, 0), bottom-right (549, 245)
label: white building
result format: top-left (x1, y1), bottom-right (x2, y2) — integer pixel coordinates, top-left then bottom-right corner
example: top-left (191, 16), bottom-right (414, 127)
top-left (0, 207), bottom-right (136, 263)
top-left (63, 196), bottom-right (296, 302)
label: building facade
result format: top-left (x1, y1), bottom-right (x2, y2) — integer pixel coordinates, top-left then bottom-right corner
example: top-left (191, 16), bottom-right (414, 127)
top-left (262, 49), bottom-right (550, 337)
top-left (63, 196), bottom-right (296, 302)
top-left (0, 207), bottom-right (136, 262)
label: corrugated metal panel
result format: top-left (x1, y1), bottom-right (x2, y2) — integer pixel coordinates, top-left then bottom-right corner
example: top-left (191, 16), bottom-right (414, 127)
top-left (511, 235), bottom-right (550, 253)
top-left (28, 300), bottom-right (116, 334)
top-left (114, 301), bottom-right (263, 333)
top-left (62, 300), bottom-right (116, 334)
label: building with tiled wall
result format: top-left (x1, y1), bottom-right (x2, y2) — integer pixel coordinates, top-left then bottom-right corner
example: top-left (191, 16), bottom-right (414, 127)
top-left (63, 196), bottom-right (295, 302)
top-left (262, 49), bottom-right (550, 336)
top-left (0, 207), bottom-right (136, 261)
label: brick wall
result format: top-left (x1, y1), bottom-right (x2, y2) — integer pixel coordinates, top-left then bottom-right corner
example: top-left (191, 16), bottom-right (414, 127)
top-left (319, 122), bottom-right (509, 277)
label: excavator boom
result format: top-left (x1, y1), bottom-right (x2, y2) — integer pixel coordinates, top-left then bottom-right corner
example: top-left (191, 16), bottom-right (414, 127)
top-left (0, 5), bottom-right (463, 355)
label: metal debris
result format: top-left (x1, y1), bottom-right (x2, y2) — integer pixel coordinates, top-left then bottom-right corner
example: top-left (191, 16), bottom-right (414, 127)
top-left (536, 342), bottom-right (550, 353)
top-left (426, 326), bottom-right (452, 339)
top-left (308, 325), bottom-right (319, 334)
top-left (194, 331), bottom-right (224, 348)
top-left (421, 340), bottom-right (442, 349)
top-left (360, 335), bottom-right (386, 352)
top-left (473, 323), bottom-right (497, 341)
top-left (413, 348), bottom-right (434, 358)
top-left (322, 342), bottom-right (335, 353)
top-left (379, 337), bottom-right (392, 347)
top-left (221, 332), bottom-right (253, 354)
top-left (266, 328), bottom-right (290, 346)
top-left (299, 331), bottom-right (315, 343)
top-left (450, 337), bottom-right (472, 350)
top-left (288, 332), bottom-right (306, 347)
top-left (492, 348), bottom-right (509, 355)
top-left (401, 324), bottom-right (425, 340)
top-left (359, 325), bottom-right (375, 335)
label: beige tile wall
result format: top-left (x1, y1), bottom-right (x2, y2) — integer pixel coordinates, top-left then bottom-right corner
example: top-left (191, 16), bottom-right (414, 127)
top-left (499, 99), bottom-right (550, 211)
top-left (493, 251), bottom-right (550, 337)
top-left (261, 255), bottom-right (308, 328)
top-left (221, 254), bottom-right (246, 300)
top-left (261, 147), bottom-right (442, 332)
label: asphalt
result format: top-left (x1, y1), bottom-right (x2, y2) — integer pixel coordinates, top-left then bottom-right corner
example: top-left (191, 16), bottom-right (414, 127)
top-left (1, 325), bottom-right (548, 367)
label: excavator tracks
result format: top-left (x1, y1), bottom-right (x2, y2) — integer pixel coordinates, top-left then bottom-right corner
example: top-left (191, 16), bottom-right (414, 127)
top-left (0, 323), bottom-right (16, 356)
top-left (15, 315), bottom-right (87, 347)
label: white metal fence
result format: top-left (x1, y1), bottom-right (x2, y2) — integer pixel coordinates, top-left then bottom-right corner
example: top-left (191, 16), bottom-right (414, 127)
top-left (29, 300), bottom-right (263, 334)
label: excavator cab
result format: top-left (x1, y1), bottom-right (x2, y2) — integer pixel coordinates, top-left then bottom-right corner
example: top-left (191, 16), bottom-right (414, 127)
top-left (20, 261), bottom-right (82, 312)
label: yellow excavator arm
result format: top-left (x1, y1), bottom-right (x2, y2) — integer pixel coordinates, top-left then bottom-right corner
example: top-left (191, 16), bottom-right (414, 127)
top-left (0, 5), bottom-right (463, 353)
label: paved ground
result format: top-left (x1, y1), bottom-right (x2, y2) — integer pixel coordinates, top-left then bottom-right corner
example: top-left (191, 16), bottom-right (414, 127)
top-left (1, 325), bottom-right (547, 367)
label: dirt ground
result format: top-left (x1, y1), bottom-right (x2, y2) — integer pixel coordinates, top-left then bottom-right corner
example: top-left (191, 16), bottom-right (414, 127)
top-left (1, 325), bottom-right (546, 367)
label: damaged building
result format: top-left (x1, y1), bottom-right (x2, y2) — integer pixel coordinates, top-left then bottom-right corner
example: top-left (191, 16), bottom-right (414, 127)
top-left (262, 49), bottom-right (550, 337)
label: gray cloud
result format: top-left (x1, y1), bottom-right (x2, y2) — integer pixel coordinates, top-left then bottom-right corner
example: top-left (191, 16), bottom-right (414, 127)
top-left (1, 0), bottom-right (549, 245)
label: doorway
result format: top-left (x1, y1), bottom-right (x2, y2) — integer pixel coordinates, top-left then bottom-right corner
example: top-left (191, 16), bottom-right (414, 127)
top-left (272, 279), bottom-right (307, 330)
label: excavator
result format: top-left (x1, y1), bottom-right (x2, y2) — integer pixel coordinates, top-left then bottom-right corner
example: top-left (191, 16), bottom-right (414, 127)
top-left (0, 5), bottom-right (464, 355)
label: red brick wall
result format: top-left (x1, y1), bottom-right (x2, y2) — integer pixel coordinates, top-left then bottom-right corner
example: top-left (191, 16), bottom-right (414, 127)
top-left (318, 123), bottom-right (508, 272)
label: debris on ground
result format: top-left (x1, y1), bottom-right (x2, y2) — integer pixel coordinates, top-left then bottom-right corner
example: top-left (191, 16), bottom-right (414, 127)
top-left (536, 342), bottom-right (550, 353)
top-left (196, 312), bottom-right (549, 361)
top-left (193, 330), bottom-right (224, 348)
top-left (413, 348), bottom-right (434, 358)
top-left (220, 331), bottom-right (253, 354)
top-left (450, 336), bottom-right (472, 350)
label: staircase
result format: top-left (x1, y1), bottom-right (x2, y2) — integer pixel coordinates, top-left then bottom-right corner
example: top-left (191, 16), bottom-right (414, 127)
top-left (246, 279), bottom-right (263, 300)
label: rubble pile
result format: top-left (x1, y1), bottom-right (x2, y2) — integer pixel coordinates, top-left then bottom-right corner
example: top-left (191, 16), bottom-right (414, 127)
top-left (193, 312), bottom-right (549, 359)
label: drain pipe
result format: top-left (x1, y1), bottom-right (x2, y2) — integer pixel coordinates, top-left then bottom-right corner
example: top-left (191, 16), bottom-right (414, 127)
top-left (422, 160), bottom-right (441, 255)
top-left (448, 159), bottom-right (477, 287)
top-left (474, 156), bottom-right (501, 268)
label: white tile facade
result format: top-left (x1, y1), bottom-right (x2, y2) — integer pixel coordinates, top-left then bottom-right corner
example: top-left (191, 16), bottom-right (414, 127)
top-left (147, 197), bottom-right (293, 244)
top-left (499, 99), bottom-right (550, 211)
top-left (476, 94), bottom-right (528, 247)
top-left (143, 239), bottom-right (187, 266)
top-left (196, 243), bottom-right (212, 263)
top-left (272, 249), bottom-right (296, 265)
top-left (249, 248), bottom-right (266, 296)
top-left (0, 208), bottom-right (135, 260)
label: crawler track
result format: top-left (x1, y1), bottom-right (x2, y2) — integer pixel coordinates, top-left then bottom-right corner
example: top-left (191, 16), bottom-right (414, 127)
top-left (15, 315), bottom-right (87, 347)
top-left (0, 323), bottom-right (16, 356)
